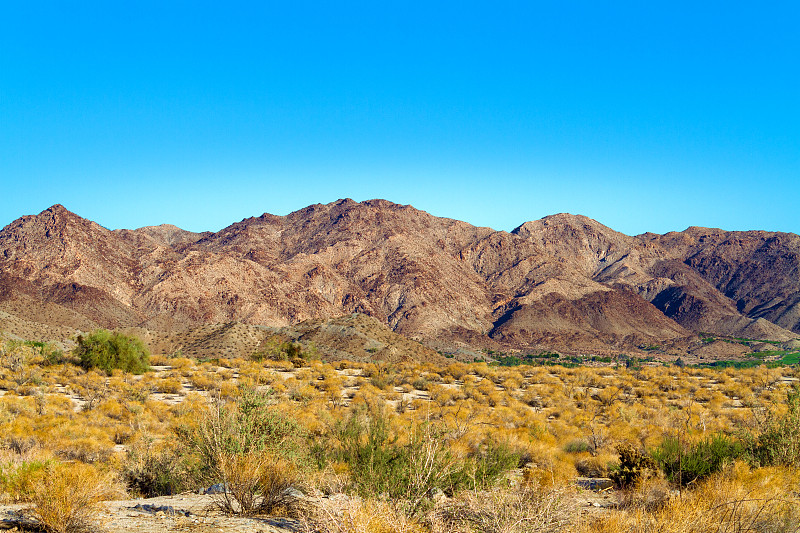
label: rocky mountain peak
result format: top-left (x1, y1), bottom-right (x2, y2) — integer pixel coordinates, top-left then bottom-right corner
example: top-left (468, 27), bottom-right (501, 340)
top-left (1, 200), bottom-right (799, 356)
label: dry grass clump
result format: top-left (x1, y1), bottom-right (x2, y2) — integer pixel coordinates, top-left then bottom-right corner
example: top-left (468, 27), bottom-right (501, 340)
top-left (521, 442), bottom-right (578, 487)
top-left (189, 371), bottom-right (219, 391)
top-left (614, 475), bottom-right (672, 513)
top-left (214, 452), bottom-right (302, 516)
top-left (300, 497), bottom-right (425, 533)
top-left (576, 462), bottom-right (800, 533)
top-left (429, 482), bottom-right (579, 533)
top-left (27, 461), bottom-right (124, 533)
top-left (121, 435), bottom-right (188, 497)
top-left (154, 376), bottom-right (183, 394)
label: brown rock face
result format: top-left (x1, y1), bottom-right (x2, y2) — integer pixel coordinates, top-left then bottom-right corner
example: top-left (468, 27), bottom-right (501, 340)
top-left (641, 229), bottom-right (800, 333)
top-left (1, 200), bottom-right (798, 356)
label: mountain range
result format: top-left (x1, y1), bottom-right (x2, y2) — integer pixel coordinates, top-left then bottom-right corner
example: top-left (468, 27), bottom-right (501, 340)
top-left (1, 199), bottom-right (798, 358)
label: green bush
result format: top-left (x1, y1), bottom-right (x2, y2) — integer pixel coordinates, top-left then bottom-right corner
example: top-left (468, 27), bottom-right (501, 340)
top-left (315, 401), bottom-right (519, 514)
top-left (251, 340), bottom-right (318, 363)
top-left (563, 439), bottom-right (591, 454)
top-left (181, 387), bottom-right (307, 473)
top-left (0, 459), bottom-right (53, 503)
top-left (73, 330), bottom-right (150, 375)
top-left (122, 438), bottom-right (189, 497)
top-left (177, 387), bottom-right (307, 515)
top-left (319, 402), bottom-right (412, 498)
top-left (743, 385), bottom-right (800, 468)
top-left (652, 434), bottom-right (742, 486)
top-left (461, 439), bottom-right (521, 489)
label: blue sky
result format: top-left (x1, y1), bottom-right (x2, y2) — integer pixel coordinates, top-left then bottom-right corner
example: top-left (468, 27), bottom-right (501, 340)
top-left (1, 1), bottom-right (798, 235)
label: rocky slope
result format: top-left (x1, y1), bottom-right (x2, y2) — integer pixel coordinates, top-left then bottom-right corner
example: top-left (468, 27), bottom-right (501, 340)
top-left (1, 200), bottom-right (798, 356)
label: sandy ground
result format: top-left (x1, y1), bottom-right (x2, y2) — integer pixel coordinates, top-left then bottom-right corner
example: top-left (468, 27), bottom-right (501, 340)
top-left (0, 492), bottom-right (302, 532)
top-left (0, 483), bottom-right (618, 532)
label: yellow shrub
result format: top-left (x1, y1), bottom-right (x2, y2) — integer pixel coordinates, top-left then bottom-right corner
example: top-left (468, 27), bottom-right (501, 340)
top-left (170, 357), bottom-right (194, 370)
top-left (219, 381), bottom-right (240, 399)
top-left (575, 463), bottom-right (800, 533)
top-left (28, 461), bottom-right (124, 533)
top-left (154, 377), bottom-right (184, 394)
top-left (52, 432), bottom-right (114, 464)
top-left (431, 484), bottom-right (578, 533)
top-left (0, 457), bottom-right (53, 503)
top-left (190, 373), bottom-right (217, 391)
top-left (523, 444), bottom-right (576, 487)
top-left (303, 498), bottom-right (425, 533)
top-left (149, 354), bottom-right (169, 366)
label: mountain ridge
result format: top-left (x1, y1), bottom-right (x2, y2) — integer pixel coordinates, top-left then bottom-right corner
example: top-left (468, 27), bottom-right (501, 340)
top-left (1, 200), bottom-right (798, 357)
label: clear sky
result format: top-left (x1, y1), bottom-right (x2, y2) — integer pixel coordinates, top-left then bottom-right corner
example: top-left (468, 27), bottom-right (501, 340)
top-left (1, 1), bottom-right (798, 235)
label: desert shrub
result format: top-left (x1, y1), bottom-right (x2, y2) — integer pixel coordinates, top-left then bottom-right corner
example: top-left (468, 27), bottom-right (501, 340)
top-left (652, 433), bottom-right (743, 486)
top-left (411, 376), bottom-right (430, 391)
top-left (215, 452), bottom-right (302, 516)
top-left (28, 461), bottom-right (124, 533)
top-left (289, 383), bottom-right (316, 403)
top-left (317, 402), bottom-right (519, 514)
top-left (521, 445), bottom-right (578, 487)
top-left (574, 454), bottom-right (610, 477)
top-left (73, 330), bottom-right (150, 375)
top-left (50, 424), bottom-right (115, 463)
top-left (614, 474), bottom-right (672, 512)
top-left (575, 462), bottom-right (800, 533)
top-left (189, 372), bottom-right (218, 391)
top-left (429, 482), bottom-right (578, 533)
top-left (186, 388), bottom-right (308, 466)
top-left (609, 442), bottom-right (658, 488)
top-left (0, 458), bottom-right (52, 503)
top-left (563, 439), bottom-right (591, 453)
top-left (445, 363), bottom-right (468, 381)
top-left (369, 374), bottom-right (390, 390)
top-left (218, 381), bottom-right (240, 399)
top-left (252, 340), bottom-right (306, 362)
top-left (16, 341), bottom-right (68, 367)
top-left (177, 387), bottom-right (307, 514)
top-left (743, 384), bottom-right (800, 468)
top-left (154, 377), bottom-right (183, 394)
top-left (257, 456), bottom-right (304, 515)
top-left (0, 340), bottom-right (29, 372)
top-left (457, 439), bottom-right (522, 490)
top-left (300, 497), bottom-right (425, 533)
top-left (322, 402), bottom-right (440, 502)
top-left (3, 434), bottom-right (39, 455)
top-left (122, 437), bottom-right (188, 497)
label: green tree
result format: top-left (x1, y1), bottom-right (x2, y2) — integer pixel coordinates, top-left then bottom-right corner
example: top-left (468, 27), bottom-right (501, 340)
top-left (73, 330), bottom-right (150, 375)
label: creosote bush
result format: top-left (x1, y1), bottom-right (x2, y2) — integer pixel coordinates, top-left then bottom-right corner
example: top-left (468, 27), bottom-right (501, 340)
top-left (743, 384), bottom-right (800, 468)
top-left (178, 386), bottom-right (307, 515)
top-left (122, 437), bottom-right (189, 497)
top-left (73, 330), bottom-right (150, 375)
top-left (652, 433), bottom-right (742, 486)
top-left (313, 401), bottom-right (521, 515)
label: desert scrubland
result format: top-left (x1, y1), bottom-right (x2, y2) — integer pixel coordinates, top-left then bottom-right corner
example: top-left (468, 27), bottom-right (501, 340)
top-left (1, 337), bottom-right (799, 533)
